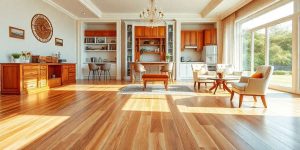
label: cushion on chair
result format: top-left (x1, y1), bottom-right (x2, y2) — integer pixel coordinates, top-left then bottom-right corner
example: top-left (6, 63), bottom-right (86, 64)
top-left (232, 83), bottom-right (248, 91)
top-left (142, 74), bottom-right (168, 79)
top-left (251, 72), bottom-right (263, 78)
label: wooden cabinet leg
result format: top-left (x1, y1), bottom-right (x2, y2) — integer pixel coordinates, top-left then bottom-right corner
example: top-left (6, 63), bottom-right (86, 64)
top-left (261, 95), bottom-right (267, 108)
top-left (239, 95), bottom-right (244, 108)
top-left (198, 82), bottom-right (200, 89)
top-left (194, 82), bottom-right (196, 88)
top-left (230, 91), bottom-right (234, 101)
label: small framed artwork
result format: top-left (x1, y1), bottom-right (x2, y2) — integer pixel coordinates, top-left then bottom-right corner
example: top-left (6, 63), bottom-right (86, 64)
top-left (55, 38), bottom-right (63, 46)
top-left (9, 26), bottom-right (25, 39)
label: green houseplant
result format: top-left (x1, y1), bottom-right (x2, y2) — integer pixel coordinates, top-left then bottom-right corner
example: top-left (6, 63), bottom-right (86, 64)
top-left (166, 53), bottom-right (171, 62)
top-left (11, 53), bottom-right (21, 63)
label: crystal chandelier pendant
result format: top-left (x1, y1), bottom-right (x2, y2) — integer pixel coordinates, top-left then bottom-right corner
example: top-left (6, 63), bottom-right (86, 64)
top-left (139, 0), bottom-right (165, 27)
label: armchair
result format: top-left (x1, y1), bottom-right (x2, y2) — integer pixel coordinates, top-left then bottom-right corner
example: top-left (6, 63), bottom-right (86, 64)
top-left (191, 64), bottom-right (216, 89)
top-left (230, 65), bottom-right (274, 108)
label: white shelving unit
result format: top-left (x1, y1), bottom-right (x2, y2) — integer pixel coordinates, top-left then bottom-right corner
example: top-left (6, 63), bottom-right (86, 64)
top-left (84, 37), bottom-right (117, 51)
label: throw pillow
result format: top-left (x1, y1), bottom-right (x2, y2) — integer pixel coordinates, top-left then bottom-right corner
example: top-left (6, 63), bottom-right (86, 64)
top-left (251, 72), bottom-right (263, 78)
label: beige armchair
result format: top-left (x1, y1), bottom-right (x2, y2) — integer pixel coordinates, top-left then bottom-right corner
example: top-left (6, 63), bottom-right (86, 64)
top-left (191, 64), bottom-right (216, 89)
top-left (216, 64), bottom-right (243, 78)
top-left (230, 65), bottom-right (274, 108)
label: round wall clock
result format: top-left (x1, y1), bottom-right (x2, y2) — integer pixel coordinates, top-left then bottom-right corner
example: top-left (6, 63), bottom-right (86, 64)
top-left (31, 14), bottom-right (53, 43)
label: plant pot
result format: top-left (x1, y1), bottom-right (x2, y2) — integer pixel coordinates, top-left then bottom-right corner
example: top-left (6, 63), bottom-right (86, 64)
top-left (13, 58), bottom-right (20, 63)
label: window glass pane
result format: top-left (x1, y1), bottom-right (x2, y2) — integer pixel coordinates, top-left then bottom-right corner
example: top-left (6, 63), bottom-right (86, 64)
top-left (242, 30), bottom-right (251, 75)
top-left (242, 2), bottom-right (294, 30)
top-left (254, 29), bottom-right (266, 70)
top-left (269, 21), bottom-right (292, 88)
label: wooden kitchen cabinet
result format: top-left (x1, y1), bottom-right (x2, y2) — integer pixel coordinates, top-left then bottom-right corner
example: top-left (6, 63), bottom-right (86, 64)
top-left (135, 26), bottom-right (145, 37)
top-left (204, 28), bottom-right (217, 45)
top-left (158, 26), bottom-right (166, 37)
top-left (190, 31), bottom-right (197, 46)
top-left (181, 31), bottom-right (198, 48)
top-left (197, 31), bottom-right (204, 51)
top-left (184, 31), bottom-right (191, 46)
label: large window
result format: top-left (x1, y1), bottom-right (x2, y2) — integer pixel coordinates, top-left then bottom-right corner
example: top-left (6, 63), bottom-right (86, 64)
top-left (238, 1), bottom-right (294, 91)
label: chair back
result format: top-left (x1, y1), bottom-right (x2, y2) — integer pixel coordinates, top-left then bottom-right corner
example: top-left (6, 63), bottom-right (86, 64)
top-left (161, 62), bottom-right (174, 72)
top-left (191, 64), bottom-right (208, 74)
top-left (101, 63), bottom-right (111, 71)
top-left (88, 63), bottom-right (98, 71)
top-left (216, 64), bottom-right (234, 75)
top-left (250, 65), bottom-right (274, 95)
top-left (134, 63), bottom-right (146, 72)
top-left (255, 65), bottom-right (273, 80)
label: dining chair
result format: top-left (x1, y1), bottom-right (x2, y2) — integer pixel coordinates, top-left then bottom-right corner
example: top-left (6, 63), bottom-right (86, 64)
top-left (160, 62), bottom-right (174, 82)
top-left (100, 63), bottom-right (111, 80)
top-left (88, 63), bottom-right (99, 80)
top-left (134, 63), bottom-right (146, 82)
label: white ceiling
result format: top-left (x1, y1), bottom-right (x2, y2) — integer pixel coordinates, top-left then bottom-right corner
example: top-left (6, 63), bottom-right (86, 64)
top-left (45, 0), bottom-right (252, 19)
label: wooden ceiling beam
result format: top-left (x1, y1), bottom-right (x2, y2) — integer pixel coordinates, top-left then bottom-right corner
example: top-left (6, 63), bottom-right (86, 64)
top-left (201, 0), bottom-right (223, 17)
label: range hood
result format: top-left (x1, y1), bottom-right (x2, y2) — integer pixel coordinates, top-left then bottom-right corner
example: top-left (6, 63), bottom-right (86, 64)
top-left (184, 45), bottom-right (198, 49)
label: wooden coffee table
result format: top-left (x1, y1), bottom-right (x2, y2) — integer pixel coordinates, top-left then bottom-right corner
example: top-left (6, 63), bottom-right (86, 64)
top-left (208, 77), bottom-right (239, 94)
top-left (142, 74), bottom-right (169, 91)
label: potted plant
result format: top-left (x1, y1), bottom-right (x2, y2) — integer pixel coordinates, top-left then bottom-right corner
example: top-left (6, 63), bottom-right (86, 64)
top-left (11, 53), bottom-right (21, 63)
top-left (21, 51), bottom-right (32, 63)
top-left (166, 53), bottom-right (171, 62)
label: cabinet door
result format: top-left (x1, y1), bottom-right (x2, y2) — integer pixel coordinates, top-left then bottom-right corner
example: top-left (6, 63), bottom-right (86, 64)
top-left (135, 26), bottom-right (144, 37)
top-left (211, 28), bottom-right (217, 44)
top-left (144, 27), bottom-right (151, 37)
top-left (1, 64), bottom-right (20, 94)
top-left (204, 29), bottom-right (212, 45)
top-left (158, 26), bottom-right (166, 37)
top-left (68, 64), bottom-right (76, 83)
top-left (62, 65), bottom-right (69, 84)
top-left (197, 31), bottom-right (204, 51)
top-left (186, 64), bottom-right (193, 78)
top-left (190, 31), bottom-right (197, 46)
top-left (39, 67), bottom-right (48, 88)
top-left (179, 64), bottom-right (187, 78)
top-left (181, 31), bottom-right (185, 51)
top-left (185, 31), bottom-right (191, 46)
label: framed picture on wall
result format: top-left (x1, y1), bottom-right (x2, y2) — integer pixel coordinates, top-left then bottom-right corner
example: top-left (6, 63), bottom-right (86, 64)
top-left (55, 38), bottom-right (63, 46)
top-left (9, 26), bottom-right (25, 39)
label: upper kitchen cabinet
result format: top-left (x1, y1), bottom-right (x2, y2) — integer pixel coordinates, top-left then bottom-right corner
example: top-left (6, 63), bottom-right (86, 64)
top-left (197, 31), bottom-right (204, 51)
top-left (135, 26), bottom-right (166, 38)
top-left (135, 26), bottom-right (145, 37)
top-left (181, 30), bottom-right (202, 50)
top-left (204, 28), bottom-right (217, 45)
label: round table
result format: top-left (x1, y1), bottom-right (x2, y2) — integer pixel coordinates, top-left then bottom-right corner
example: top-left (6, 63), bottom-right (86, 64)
top-left (208, 77), bottom-right (240, 94)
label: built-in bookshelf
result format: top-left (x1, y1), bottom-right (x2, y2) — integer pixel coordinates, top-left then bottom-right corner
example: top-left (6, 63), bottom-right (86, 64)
top-left (84, 36), bottom-right (116, 52)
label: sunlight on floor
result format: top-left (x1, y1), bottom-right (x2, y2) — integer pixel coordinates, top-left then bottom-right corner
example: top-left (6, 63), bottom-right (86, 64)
top-left (0, 115), bottom-right (69, 149)
top-left (51, 84), bottom-right (126, 92)
top-left (122, 95), bottom-right (170, 112)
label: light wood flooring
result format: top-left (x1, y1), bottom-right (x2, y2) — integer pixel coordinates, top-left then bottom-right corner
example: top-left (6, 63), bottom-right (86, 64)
top-left (0, 80), bottom-right (300, 149)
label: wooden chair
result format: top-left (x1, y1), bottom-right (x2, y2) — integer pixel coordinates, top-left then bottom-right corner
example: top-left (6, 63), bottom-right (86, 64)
top-left (100, 63), bottom-right (111, 80)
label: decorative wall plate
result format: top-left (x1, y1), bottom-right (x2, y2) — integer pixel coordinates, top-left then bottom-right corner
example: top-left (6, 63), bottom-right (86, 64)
top-left (31, 14), bottom-right (53, 43)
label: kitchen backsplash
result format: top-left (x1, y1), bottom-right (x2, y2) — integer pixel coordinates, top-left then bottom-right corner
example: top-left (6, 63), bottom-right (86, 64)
top-left (181, 49), bottom-right (202, 62)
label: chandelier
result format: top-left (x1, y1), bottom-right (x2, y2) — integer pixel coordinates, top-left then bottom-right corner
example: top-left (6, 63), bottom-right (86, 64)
top-left (139, 0), bottom-right (165, 25)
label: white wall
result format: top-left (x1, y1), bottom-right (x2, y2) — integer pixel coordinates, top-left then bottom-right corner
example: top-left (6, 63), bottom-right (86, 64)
top-left (0, 0), bottom-right (77, 62)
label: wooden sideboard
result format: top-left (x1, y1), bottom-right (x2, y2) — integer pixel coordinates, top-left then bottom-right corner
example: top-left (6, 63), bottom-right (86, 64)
top-left (0, 63), bottom-right (76, 95)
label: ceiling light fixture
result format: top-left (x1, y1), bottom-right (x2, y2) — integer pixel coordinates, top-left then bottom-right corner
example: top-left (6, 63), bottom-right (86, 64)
top-left (139, 0), bottom-right (165, 26)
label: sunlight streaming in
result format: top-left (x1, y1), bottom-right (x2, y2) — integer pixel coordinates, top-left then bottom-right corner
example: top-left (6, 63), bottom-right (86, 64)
top-left (0, 115), bottom-right (69, 149)
top-left (122, 95), bottom-right (170, 112)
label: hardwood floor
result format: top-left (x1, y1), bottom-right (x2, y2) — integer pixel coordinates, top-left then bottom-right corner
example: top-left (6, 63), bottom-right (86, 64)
top-left (0, 80), bottom-right (300, 149)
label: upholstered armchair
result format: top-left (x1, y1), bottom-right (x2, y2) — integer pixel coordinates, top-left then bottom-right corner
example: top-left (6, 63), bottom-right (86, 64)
top-left (216, 64), bottom-right (243, 78)
top-left (191, 64), bottom-right (216, 89)
top-left (230, 65), bottom-right (274, 108)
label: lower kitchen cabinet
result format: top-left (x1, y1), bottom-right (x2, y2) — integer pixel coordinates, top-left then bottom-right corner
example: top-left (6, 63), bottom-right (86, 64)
top-left (179, 63), bottom-right (205, 79)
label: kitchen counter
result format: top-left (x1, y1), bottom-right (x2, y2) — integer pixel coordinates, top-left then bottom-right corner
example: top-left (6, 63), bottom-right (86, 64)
top-left (180, 61), bottom-right (205, 64)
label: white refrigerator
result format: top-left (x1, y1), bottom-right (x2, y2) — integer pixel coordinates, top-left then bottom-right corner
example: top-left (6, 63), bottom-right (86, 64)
top-left (201, 46), bottom-right (217, 70)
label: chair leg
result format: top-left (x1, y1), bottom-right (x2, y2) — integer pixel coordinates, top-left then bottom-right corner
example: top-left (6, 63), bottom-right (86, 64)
top-left (253, 96), bottom-right (257, 102)
top-left (230, 91), bottom-right (234, 101)
top-left (108, 70), bottom-right (111, 80)
top-left (261, 96), bottom-right (267, 108)
top-left (194, 82), bottom-right (196, 88)
top-left (239, 94), bottom-right (244, 108)
top-left (205, 83), bottom-right (207, 87)
top-left (198, 82), bottom-right (200, 89)
top-left (99, 70), bottom-right (102, 80)
top-left (88, 71), bottom-right (90, 80)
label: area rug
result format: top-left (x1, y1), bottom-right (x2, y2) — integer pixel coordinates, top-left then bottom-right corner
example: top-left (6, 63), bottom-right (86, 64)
top-left (118, 84), bottom-right (197, 95)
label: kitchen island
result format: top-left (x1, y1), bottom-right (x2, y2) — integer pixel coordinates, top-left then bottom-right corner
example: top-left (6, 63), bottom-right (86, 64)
top-left (129, 62), bottom-right (173, 82)
top-left (0, 63), bottom-right (76, 95)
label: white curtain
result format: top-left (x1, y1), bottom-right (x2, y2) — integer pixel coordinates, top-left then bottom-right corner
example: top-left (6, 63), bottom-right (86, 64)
top-left (221, 13), bottom-right (241, 70)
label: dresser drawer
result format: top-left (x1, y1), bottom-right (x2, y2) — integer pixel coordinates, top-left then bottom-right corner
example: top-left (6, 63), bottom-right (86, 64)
top-left (23, 65), bottom-right (39, 70)
top-left (68, 67), bottom-right (76, 73)
top-left (23, 70), bottom-right (39, 76)
top-left (48, 78), bottom-right (61, 88)
top-left (40, 70), bottom-right (47, 76)
top-left (40, 65), bottom-right (47, 70)
top-left (23, 80), bottom-right (38, 89)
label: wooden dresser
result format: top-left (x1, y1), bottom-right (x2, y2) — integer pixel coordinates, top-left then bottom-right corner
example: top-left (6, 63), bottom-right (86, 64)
top-left (0, 63), bottom-right (76, 95)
